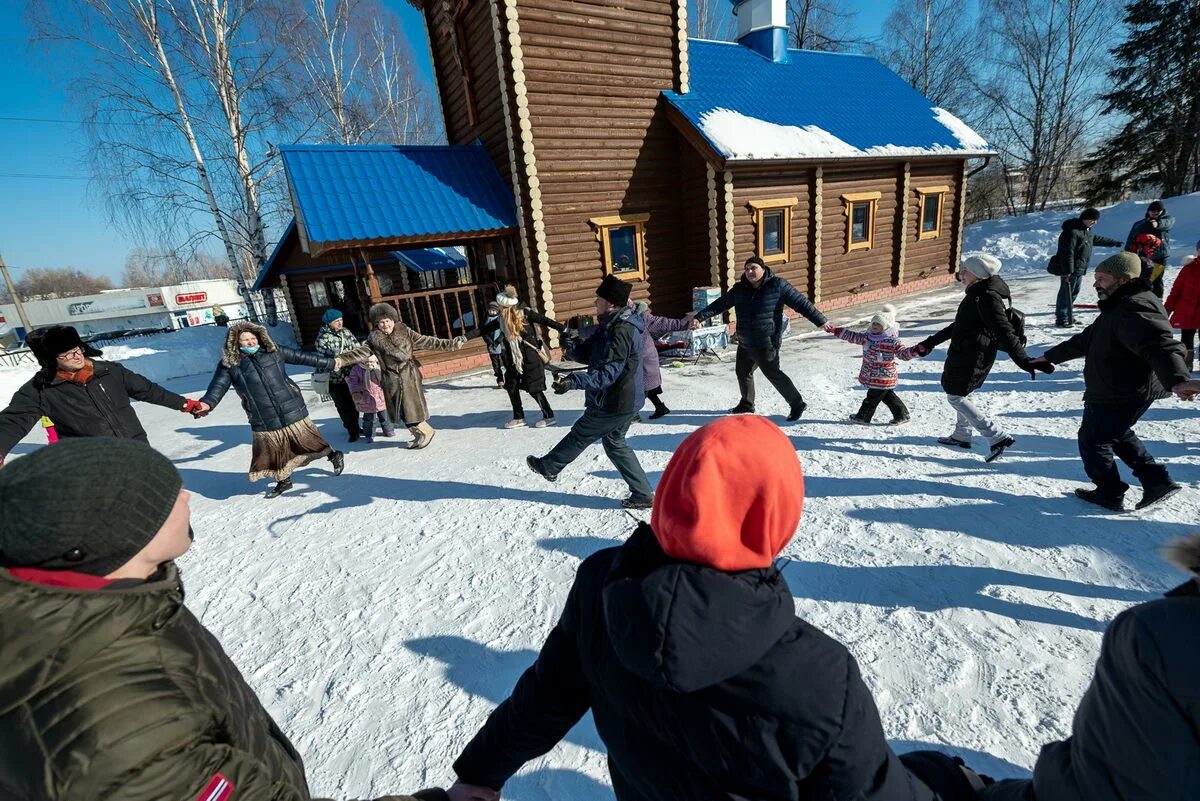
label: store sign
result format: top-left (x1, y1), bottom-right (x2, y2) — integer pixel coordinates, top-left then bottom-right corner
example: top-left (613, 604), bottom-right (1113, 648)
top-left (175, 291), bottom-right (208, 305)
top-left (68, 295), bottom-right (149, 316)
top-left (148, 293), bottom-right (164, 307)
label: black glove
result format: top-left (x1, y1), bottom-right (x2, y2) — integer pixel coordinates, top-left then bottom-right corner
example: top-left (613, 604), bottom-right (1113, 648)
top-left (560, 330), bottom-right (579, 354)
top-left (553, 374), bottom-right (574, 394)
top-left (915, 338), bottom-right (936, 356)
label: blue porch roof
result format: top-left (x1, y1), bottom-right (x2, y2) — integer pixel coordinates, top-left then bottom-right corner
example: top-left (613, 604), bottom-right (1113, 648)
top-left (280, 144), bottom-right (517, 254)
top-left (664, 40), bottom-right (992, 162)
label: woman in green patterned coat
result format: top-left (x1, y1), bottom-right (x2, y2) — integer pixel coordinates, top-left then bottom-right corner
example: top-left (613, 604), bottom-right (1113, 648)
top-left (0, 438), bottom-right (445, 801)
top-left (367, 303), bottom-right (466, 450)
top-left (315, 309), bottom-right (367, 442)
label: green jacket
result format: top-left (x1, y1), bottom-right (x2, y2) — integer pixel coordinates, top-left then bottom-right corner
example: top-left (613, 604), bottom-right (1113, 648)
top-left (0, 565), bottom-right (443, 801)
top-left (315, 324), bottom-right (363, 383)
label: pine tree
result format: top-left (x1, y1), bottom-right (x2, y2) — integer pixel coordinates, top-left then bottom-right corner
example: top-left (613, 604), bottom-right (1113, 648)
top-left (1085, 0), bottom-right (1200, 201)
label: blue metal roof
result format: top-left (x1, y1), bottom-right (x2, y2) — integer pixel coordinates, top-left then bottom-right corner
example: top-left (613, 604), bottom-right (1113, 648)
top-left (665, 40), bottom-right (991, 161)
top-left (393, 246), bottom-right (467, 273)
top-left (280, 145), bottom-right (517, 253)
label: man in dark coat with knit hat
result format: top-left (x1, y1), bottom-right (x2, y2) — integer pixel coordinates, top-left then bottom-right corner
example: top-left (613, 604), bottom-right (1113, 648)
top-left (0, 438), bottom-right (446, 801)
top-left (0, 324), bottom-right (204, 465)
top-left (526, 274), bottom-right (653, 509)
top-left (1051, 207), bottom-right (1122, 327)
top-left (1034, 251), bottom-right (1192, 511)
top-left (452, 416), bottom-right (944, 801)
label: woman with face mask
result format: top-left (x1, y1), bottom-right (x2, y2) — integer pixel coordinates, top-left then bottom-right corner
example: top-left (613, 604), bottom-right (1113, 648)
top-left (198, 322), bottom-right (369, 498)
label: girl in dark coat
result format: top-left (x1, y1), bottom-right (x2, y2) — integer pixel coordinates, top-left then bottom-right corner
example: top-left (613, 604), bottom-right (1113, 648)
top-left (917, 255), bottom-right (1043, 462)
top-left (484, 285), bottom-right (563, 429)
top-left (199, 322), bottom-right (367, 497)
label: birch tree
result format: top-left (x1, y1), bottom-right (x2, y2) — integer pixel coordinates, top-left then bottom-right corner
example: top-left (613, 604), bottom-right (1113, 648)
top-left (879, 0), bottom-right (977, 114)
top-left (787, 0), bottom-right (859, 51)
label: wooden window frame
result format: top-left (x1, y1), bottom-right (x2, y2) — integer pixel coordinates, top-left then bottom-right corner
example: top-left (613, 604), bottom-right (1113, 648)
top-left (590, 213), bottom-right (650, 282)
top-left (916, 185), bottom-right (949, 240)
top-left (842, 191), bottom-right (881, 253)
top-left (748, 197), bottom-right (797, 265)
top-left (452, 2), bottom-right (478, 127)
top-left (306, 279), bottom-right (329, 308)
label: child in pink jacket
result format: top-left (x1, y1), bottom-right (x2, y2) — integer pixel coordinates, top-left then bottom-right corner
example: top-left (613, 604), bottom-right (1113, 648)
top-left (824, 304), bottom-right (921, 425)
top-left (346, 354), bottom-right (394, 442)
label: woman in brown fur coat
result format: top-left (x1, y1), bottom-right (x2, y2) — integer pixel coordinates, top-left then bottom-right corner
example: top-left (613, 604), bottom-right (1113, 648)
top-left (367, 303), bottom-right (465, 449)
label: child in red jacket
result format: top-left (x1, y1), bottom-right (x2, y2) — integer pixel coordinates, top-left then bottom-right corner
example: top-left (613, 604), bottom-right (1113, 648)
top-left (824, 304), bottom-right (922, 425)
top-left (1165, 239), bottom-right (1200, 372)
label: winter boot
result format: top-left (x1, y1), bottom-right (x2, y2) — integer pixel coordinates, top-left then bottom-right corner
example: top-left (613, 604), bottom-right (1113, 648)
top-left (408, 421), bottom-right (436, 449)
top-left (534, 415), bottom-right (555, 428)
top-left (504, 418), bottom-right (527, 429)
top-left (1074, 487), bottom-right (1125, 512)
top-left (329, 450), bottom-right (345, 475)
top-left (648, 406), bottom-right (671, 420)
top-left (985, 435), bottom-right (1015, 463)
top-left (622, 495), bottom-right (654, 510)
top-left (937, 435), bottom-right (972, 449)
top-left (348, 430), bottom-right (360, 444)
top-left (728, 400), bottom-right (755, 414)
top-left (363, 433), bottom-right (374, 444)
top-left (786, 400), bottom-right (808, 421)
top-left (265, 479), bottom-right (293, 498)
top-left (889, 415), bottom-right (911, 425)
top-left (848, 413), bottom-right (872, 425)
top-left (1136, 481), bottom-right (1183, 510)
top-left (381, 425), bottom-right (396, 437)
top-left (526, 455), bottom-right (558, 482)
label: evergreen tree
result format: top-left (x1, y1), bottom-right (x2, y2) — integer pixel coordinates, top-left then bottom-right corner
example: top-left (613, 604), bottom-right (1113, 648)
top-left (1085, 0), bottom-right (1200, 201)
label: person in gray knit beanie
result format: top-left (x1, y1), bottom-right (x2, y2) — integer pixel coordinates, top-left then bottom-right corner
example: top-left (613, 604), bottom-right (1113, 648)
top-left (0, 438), bottom-right (183, 576)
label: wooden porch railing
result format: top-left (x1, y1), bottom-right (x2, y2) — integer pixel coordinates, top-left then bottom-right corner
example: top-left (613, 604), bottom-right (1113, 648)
top-left (376, 284), bottom-right (491, 342)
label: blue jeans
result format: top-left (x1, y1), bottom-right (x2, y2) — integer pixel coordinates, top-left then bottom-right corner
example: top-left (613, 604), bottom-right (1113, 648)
top-left (1055, 274), bottom-right (1082, 324)
top-left (361, 410), bottom-right (393, 439)
top-left (540, 409), bottom-right (653, 500)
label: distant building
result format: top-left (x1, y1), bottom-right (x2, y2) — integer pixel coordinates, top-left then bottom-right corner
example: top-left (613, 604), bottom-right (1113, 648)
top-left (0, 279), bottom-right (246, 344)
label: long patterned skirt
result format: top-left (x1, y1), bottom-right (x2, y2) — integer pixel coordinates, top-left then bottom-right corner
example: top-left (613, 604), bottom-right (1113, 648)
top-left (248, 418), bottom-right (332, 482)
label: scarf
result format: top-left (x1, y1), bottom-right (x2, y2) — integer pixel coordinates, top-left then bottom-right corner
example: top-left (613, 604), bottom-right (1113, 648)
top-left (58, 359), bottom-right (95, 384)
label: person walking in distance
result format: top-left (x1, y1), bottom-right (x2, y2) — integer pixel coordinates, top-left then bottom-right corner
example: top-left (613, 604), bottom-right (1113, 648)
top-left (526, 275), bottom-right (654, 510)
top-left (692, 256), bottom-right (827, 420)
top-left (916, 254), bottom-right (1050, 462)
top-left (1051, 207), bottom-right (1122, 327)
top-left (1164, 239), bottom-right (1200, 372)
top-left (1032, 251), bottom-right (1192, 511)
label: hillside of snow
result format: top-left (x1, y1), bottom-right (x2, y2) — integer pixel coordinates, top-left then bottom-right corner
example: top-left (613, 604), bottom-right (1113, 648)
top-left (1, 203), bottom-right (1198, 799)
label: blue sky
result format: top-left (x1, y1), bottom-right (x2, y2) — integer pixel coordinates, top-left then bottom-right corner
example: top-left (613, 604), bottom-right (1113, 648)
top-left (0, 0), bottom-right (892, 283)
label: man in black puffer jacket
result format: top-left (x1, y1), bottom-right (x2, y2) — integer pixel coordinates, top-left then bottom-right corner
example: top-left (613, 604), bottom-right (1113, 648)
top-left (0, 325), bottom-right (203, 466)
top-left (451, 416), bottom-right (937, 801)
top-left (694, 256), bottom-right (827, 419)
top-left (979, 533), bottom-right (1200, 801)
top-left (1051, 208), bottom-right (1122, 327)
top-left (1036, 252), bottom-right (1191, 511)
top-left (917, 255), bottom-right (1045, 462)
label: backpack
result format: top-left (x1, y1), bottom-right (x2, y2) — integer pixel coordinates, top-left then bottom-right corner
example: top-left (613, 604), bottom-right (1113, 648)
top-left (1006, 298), bottom-right (1027, 345)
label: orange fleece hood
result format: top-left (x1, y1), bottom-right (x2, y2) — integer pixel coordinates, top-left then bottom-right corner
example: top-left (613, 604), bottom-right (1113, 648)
top-left (650, 415), bottom-right (804, 571)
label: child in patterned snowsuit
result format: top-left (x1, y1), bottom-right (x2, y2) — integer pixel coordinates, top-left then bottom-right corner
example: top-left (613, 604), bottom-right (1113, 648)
top-left (824, 304), bottom-right (921, 425)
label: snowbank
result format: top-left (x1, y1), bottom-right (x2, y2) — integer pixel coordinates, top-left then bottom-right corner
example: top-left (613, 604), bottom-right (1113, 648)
top-left (964, 192), bottom-right (1200, 276)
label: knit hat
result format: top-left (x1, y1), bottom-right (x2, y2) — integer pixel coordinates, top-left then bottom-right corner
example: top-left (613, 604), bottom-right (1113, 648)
top-left (596, 274), bottom-right (632, 307)
top-left (321, 308), bottom-right (343, 324)
top-left (651, 416), bottom-right (804, 571)
top-left (1148, 200), bottom-right (1165, 213)
top-left (961, 254), bottom-right (1002, 279)
top-left (25, 325), bottom-right (102, 371)
top-left (1095, 251), bottom-right (1142, 280)
top-left (0, 439), bottom-right (183, 576)
top-left (871, 304), bottom-right (898, 333)
top-left (1081, 207), bottom-right (1101, 221)
top-left (368, 302), bottom-right (400, 324)
top-left (496, 285), bottom-right (519, 308)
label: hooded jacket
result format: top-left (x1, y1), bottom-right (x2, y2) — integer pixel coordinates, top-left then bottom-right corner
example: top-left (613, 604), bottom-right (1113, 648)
top-left (200, 323), bottom-right (338, 432)
top-left (0, 359), bottom-right (187, 458)
top-left (1165, 256), bottom-right (1200, 330)
top-left (1054, 218), bottom-right (1122, 277)
top-left (1125, 213), bottom-right (1174, 263)
top-left (694, 268), bottom-right (826, 350)
top-left (568, 304), bottom-right (645, 414)
top-left (453, 418), bottom-right (933, 801)
top-left (919, 275), bottom-right (1030, 396)
top-left (830, 325), bottom-right (920, 390)
top-left (1044, 278), bottom-right (1189, 404)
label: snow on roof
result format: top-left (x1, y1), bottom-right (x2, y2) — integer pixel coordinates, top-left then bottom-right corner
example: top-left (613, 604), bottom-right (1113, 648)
top-left (666, 41), bottom-right (993, 162)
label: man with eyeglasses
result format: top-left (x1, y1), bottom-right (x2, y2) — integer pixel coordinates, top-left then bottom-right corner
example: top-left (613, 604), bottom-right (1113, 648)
top-left (0, 325), bottom-right (206, 466)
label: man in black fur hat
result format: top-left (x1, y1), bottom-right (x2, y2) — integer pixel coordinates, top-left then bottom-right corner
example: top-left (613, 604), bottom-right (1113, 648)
top-left (0, 325), bottom-right (206, 465)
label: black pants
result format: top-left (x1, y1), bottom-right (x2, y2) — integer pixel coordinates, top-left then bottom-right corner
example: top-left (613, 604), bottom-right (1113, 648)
top-left (1182, 329), bottom-right (1196, 371)
top-left (1078, 400), bottom-right (1170, 497)
top-left (328, 381), bottom-right (361, 436)
top-left (856, 388), bottom-right (909, 422)
top-left (507, 385), bottom-right (553, 420)
top-left (735, 345), bottom-right (803, 408)
top-left (488, 352), bottom-right (504, 384)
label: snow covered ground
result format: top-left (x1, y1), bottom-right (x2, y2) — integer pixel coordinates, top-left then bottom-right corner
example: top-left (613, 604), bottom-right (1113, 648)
top-left (2, 201), bottom-right (1199, 799)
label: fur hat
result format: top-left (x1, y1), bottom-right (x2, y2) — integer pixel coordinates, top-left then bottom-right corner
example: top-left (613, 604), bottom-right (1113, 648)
top-left (221, 322), bottom-right (276, 367)
top-left (596, 274), bottom-right (632, 307)
top-left (1164, 534), bottom-right (1200, 577)
top-left (25, 326), bottom-right (102, 371)
top-left (871, 304), bottom-right (898, 333)
top-left (321, 308), bottom-right (344, 325)
top-left (369, 302), bottom-right (400, 324)
top-left (961, 254), bottom-right (1002, 279)
top-left (496, 285), bottom-right (519, 308)
top-left (1095, 251), bottom-right (1142, 280)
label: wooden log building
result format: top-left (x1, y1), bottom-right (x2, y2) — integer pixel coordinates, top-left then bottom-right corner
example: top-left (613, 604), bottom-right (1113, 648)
top-left (255, 0), bottom-right (991, 375)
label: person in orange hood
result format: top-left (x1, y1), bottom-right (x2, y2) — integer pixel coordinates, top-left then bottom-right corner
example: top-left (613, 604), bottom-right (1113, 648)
top-left (448, 416), bottom-right (960, 801)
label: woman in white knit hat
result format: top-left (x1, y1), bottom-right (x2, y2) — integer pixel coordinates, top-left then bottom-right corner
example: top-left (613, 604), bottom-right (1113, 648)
top-left (482, 285), bottom-right (566, 428)
top-left (915, 254), bottom-right (1050, 462)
